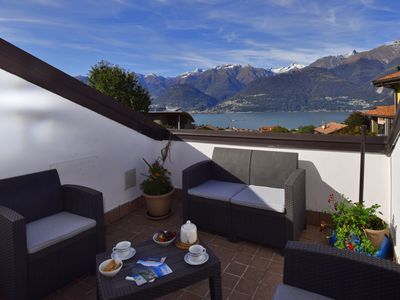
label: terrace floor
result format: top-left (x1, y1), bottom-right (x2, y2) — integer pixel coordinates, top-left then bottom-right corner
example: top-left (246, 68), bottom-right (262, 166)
top-left (45, 199), bottom-right (327, 300)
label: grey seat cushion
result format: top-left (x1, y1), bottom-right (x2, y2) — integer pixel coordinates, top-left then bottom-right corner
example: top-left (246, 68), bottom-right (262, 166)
top-left (231, 185), bottom-right (285, 213)
top-left (26, 211), bottom-right (96, 254)
top-left (273, 284), bottom-right (333, 300)
top-left (188, 180), bottom-right (247, 202)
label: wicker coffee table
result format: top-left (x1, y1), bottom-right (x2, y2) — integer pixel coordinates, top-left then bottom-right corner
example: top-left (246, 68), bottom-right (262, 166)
top-left (96, 240), bottom-right (222, 300)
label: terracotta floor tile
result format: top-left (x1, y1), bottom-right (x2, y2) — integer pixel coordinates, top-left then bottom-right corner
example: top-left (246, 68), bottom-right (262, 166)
top-left (221, 287), bottom-right (232, 299)
top-left (233, 252), bottom-right (253, 265)
top-left (225, 262), bottom-right (248, 277)
top-left (255, 247), bottom-right (274, 260)
top-left (221, 273), bottom-right (241, 289)
top-left (185, 279), bottom-right (210, 297)
top-left (213, 246), bottom-right (236, 261)
top-left (242, 266), bottom-right (266, 282)
top-left (157, 289), bottom-right (184, 300)
top-left (234, 278), bottom-right (259, 296)
top-left (249, 257), bottom-right (271, 270)
top-left (236, 242), bottom-right (259, 255)
top-left (267, 261), bottom-right (284, 275)
top-left (271, 252), bottom-right (284, 262)
top-left (212, 236), bottom-right (236, 248)
top-left (228, 290), bottom-right (252, 300)
top-left (261, 271), bottom-right (283, 287)
top-left (179, 290), bottom-right (203, 300)
top-left (198, 230), bottom-right (217, 243)
top-left (253, 284), bottom-right (277, 300)
top-left (221, 258), bottom-right (233, 272)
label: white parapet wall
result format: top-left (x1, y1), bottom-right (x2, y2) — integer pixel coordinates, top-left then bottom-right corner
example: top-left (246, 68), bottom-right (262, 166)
top-left (0, 69), bottom-right (159, 212)
top-left (164, 141), bottom-right (391, 223)
top-left (390, 137), bottom-right (400, 261)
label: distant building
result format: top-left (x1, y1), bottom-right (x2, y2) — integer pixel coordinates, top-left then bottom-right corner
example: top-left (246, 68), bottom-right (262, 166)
top-left (373, 69), bottom-right (400, 110)
top-left (147, 111), bottom-right (194, 129)
top-left (372, 68), bottom-right (400, 135)
top-left (259, 125), bottom-right (279, 133)
top-left (314, 122), bottom-right (348, 135)
top-left (196, 124), bottom-right (219, 131)
top-left (362, 105), bottom-right (395, 136)
top-left (149, 105), bottom-right (181, 112)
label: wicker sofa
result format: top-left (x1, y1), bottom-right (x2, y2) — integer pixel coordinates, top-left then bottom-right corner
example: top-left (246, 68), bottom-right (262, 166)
top-left (0, 169), bottom-right (105, 300)
top-left (274, 241), bottom-right (400, 299)
top-left (182, 147), bottom-right (306, 250)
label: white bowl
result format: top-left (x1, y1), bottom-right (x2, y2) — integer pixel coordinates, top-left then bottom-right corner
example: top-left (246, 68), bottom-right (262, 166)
top-left (99, 258), bottom-right (123, 277)
top-left (153, 232), bottom-right (176, 246)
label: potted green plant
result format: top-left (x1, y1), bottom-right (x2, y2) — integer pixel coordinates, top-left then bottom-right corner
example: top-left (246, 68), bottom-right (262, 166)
top-left (140, 140), bottom-right (174, 219)
top-left (321, 194), bottom-right (388, 255)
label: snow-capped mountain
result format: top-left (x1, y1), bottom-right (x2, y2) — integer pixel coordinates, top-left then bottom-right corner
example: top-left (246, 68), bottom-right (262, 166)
top-left (271, 63), bottom-right (306, 74)
top-left (179, 68), bottom-right (204, 79)
top-left (344, 49), bottom-right (358, 58)
top-left (76, 41), bottom-right (399, 112)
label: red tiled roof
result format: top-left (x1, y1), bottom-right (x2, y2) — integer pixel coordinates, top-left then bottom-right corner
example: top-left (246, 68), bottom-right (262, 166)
top-left (259, 125), bottom-right (279, 133)
top-left (314, 122), bottom-right (347, 135)
top-left (362, 105), bottom-right (396, 118)
top-left (373, 71), bottom-right (400, 86)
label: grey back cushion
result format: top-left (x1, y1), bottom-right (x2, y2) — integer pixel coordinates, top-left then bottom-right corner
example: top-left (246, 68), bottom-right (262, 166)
top-left (250, 151), bottom-right (298, 188)
top-left (212, 148), bottom-right (251, 184)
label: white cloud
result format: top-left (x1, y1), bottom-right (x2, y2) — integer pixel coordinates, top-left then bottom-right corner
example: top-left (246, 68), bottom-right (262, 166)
top-left (0, 17), bottom-right (66, 26)
top-left (27, 0), bottom-right (62, 7)
top-left (223, 32), bottom-right (238, 43)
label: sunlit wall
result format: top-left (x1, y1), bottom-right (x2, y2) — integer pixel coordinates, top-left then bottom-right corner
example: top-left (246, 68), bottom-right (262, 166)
top-left (0, 69), bottom-right (159, 211)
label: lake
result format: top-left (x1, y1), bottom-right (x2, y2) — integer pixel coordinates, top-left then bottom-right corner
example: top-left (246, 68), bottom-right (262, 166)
top-left (192, 112), bottom-right (351, 130)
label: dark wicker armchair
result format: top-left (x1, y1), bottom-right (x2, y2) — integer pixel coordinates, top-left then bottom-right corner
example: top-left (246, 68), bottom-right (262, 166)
top-left (275, 241), bottom-right (400, 300)
top-left (0, 169), bottom-right (105, 300)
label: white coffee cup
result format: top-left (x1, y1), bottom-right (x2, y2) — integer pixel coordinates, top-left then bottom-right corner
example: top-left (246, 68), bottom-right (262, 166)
top-left (113, 241), bottom-right (131, 258)
top-left (188, 245), bottom-right (206, 262)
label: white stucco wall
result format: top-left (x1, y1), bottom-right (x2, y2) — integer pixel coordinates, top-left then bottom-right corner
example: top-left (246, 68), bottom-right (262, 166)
top-left (0, 69), bottom-right (159, 212)
top-left (390, 136), bottom-right (400, 261)
top-left (165, 141), bottom-right (391, 222)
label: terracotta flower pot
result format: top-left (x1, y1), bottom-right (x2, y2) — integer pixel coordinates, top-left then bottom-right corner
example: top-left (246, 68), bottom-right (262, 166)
top-left (364, 227), bottom-right (389, 249)
top-left (143, 188), bottom-right (174, 220)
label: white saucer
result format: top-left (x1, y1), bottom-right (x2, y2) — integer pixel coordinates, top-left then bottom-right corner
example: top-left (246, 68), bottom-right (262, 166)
top-left (111, 247), bottom-right (136, 261)
top-left (184, 252), bottom-right (209, 265)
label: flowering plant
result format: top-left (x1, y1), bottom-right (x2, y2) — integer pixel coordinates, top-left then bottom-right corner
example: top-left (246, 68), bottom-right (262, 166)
top-left (321, 194), bottom-right (385, 255)
top-left (140, 140), bottom-right (173, 196)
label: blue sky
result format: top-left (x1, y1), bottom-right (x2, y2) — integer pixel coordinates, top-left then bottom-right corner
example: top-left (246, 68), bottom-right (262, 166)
top-left (1, 0), bottom-right (399, 77)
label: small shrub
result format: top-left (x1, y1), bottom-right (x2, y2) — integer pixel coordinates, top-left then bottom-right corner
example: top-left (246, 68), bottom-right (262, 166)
top-left (271, 126), bottom-right (290, 133)
top-left (322, 194), bottom-right (386, 255)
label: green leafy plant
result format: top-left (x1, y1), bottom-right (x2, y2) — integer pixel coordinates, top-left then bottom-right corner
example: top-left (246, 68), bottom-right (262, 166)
top-left (296, 125), bottom-right (315, 134)
top-left (321, 194), bottom-right (386, 255)
top-left (271, 126), bottom-right (290, 133)
top-left (88, 60), bottom-right (151, 112)
top-left (140, 140), bottom-right (173, 195)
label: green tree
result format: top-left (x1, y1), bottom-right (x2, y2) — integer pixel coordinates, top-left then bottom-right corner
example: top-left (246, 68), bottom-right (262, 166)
top-left (340, 111), bottom-right (370, 135)
top-left (88, 60), bottom-right (151, 112)
top-left (344, 112), bottom-right (369, 127)
top-left (271, 126), bottom-right (290, 133)
top-left (297, 125), bottom-right (315, 134)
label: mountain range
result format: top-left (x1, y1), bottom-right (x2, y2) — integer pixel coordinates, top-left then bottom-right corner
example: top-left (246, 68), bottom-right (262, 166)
top-left (77, 41), bottom-right (400, 112)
